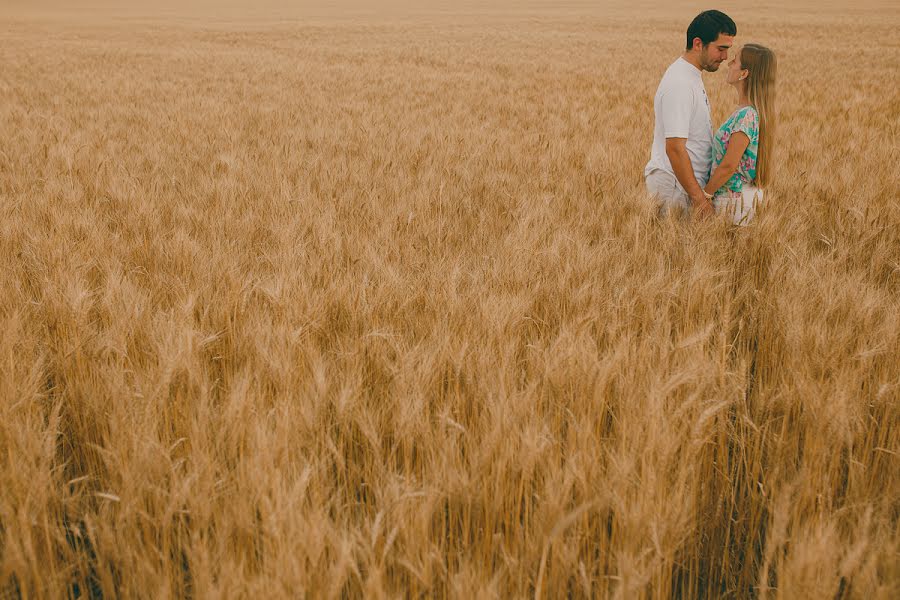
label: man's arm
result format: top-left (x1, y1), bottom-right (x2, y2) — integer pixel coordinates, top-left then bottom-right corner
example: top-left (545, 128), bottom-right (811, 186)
top-left (665, 137), bottom-right (714, 217)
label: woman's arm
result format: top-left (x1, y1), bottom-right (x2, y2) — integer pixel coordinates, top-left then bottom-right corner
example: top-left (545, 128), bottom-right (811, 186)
top-left (704, 131), bottom-right (750, 196)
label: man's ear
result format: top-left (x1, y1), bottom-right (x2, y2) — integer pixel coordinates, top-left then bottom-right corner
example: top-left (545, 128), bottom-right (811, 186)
top-left (691, 37), bottom-right (704, 52)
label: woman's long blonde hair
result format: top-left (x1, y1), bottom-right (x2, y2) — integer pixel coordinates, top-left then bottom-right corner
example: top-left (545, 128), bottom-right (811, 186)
top-left (741, 43), bottom-right (777, 187)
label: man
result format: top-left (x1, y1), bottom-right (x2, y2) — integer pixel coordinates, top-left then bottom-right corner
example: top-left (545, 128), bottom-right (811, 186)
top-left (645, 10), bottom-right (736, 218)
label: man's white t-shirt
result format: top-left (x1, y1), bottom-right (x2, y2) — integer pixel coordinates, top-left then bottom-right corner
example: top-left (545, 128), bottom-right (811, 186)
top-left (644, 57), bottom-right (714, 191)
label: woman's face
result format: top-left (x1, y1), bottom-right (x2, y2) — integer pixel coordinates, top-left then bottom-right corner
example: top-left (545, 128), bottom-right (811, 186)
top-left (725, 49), bottom-right (748, 86)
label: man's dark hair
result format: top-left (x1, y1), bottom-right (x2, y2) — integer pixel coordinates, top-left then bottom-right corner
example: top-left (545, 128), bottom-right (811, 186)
top-left (686, 10), bottom-right (736, 50)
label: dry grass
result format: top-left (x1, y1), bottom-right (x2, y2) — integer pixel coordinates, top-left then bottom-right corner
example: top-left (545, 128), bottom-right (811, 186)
top-left (1, 1), bottom-right (898, 598)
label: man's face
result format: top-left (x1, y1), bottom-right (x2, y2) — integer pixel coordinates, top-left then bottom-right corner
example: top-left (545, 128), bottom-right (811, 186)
top-left (698, 34), bottom-right (734, 72)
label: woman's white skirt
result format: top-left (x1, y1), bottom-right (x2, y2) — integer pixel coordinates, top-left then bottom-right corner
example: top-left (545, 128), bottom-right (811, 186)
top-left (712, 186), bottom-right (765, 226)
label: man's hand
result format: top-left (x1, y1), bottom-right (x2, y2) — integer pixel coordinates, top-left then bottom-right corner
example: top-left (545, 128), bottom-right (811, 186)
top-left (665, 138), bottom-right (711, 219)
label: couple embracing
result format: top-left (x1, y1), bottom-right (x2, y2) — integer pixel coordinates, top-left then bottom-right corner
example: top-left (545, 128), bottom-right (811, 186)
top-left (645, 10), bottom-right (776, 225)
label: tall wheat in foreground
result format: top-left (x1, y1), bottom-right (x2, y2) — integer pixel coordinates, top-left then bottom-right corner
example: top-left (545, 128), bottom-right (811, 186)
top-left (0, 1), bottom-right (898, 598)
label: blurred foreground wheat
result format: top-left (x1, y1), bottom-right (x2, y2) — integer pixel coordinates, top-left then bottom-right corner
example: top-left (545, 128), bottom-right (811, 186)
top-left (1, 1), bottom-right (898, 598)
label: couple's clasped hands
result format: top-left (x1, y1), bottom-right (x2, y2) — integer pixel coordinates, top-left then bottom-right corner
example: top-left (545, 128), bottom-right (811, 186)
top-left (691, 191), bottom-right (716, 219)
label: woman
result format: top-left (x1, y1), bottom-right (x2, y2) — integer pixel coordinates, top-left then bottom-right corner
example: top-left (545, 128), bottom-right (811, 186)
top-left (702, 43), bottom-right (776, 225)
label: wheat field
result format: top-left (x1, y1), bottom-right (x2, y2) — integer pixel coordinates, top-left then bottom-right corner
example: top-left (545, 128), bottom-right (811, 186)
top-left (1, 1), bottom-right (898, 598)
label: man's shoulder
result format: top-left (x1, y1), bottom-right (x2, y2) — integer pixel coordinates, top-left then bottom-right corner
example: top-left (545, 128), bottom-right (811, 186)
top-left (658, 74), bottom-right (698, 102)
top-left (660, 59), bottom-right (683, 80)
top-left (659, 60), bottom-right (700, 91)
